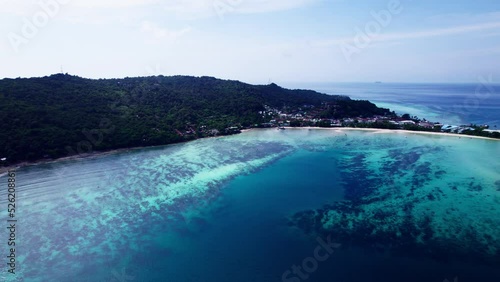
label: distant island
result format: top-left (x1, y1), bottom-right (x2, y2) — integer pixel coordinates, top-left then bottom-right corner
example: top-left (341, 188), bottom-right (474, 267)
top-left (0, 74), bottom-right (498, 167)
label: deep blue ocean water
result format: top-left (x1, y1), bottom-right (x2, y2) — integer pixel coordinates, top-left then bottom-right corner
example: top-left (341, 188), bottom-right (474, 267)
top-left (284, 82), bottom-right (500, 128)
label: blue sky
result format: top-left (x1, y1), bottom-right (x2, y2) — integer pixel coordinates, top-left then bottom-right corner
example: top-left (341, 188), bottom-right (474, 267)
top-left (1, 0), bottom-right (500, 83)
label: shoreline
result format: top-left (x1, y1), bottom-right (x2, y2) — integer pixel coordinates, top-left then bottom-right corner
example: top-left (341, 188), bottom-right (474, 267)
top-left (1, 127), bottom-right (498, 175)
top-left (0, 146), bottom-right (153, 176)
top-left (284, 127), bottom-right (500, 141)
top-left (0, 134), bottom-right (235, 175)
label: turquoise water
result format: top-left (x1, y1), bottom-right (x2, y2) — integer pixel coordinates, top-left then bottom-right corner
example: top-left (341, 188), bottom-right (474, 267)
top-left (1, 129), bottom-right (499, 281)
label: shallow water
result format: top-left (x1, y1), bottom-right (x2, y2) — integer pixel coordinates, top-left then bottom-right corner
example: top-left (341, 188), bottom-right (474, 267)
top-left (0, 129), bottom-right (499, 281)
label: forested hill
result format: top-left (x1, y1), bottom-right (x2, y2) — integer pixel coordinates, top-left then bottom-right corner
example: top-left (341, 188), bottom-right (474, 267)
top-left (0, 74), bottom-right (390, 165)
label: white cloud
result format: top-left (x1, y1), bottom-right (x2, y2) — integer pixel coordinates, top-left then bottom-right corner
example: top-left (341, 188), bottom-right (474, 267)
top-left (161, 0), bottom-right (318, 20)
top-left (316, 21), bottom-right (500, 47)
top-left (160, 0), bottom-right (213, 20)
top-left (372, 21), bottom-right (500, 42)
top-left (425, 12), bottom-right (500, 25)
top-left (141, 21), bottom-right (191, 41)
top-left (70, 0), bottom-right (159, 8)
top-left (233, 0), bottom-right (317, 14)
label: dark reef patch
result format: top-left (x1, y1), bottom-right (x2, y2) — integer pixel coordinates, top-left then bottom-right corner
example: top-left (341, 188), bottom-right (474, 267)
top-left (468, 181), bottom-right (483, 192)
top-left (288, 143), bottom-right (500, 265)
top-left (494, 180), bottom-right (500, 191)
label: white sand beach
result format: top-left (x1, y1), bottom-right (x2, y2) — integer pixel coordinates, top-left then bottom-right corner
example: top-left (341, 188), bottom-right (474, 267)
top-left (283, 127), bottom-right (500, 141)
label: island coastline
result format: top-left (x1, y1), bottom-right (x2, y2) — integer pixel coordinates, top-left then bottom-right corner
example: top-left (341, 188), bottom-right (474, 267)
top-left (2, 127), bottom-right (498, 176)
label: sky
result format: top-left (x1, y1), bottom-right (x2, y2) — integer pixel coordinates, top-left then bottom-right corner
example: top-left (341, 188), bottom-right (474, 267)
top-left (1, 0), bottom-right (500, 84)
